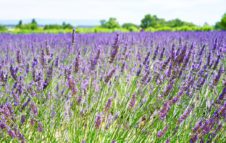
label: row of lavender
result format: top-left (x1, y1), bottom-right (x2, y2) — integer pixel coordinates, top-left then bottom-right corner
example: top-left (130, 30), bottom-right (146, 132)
top-left (0, 32), bottom-right (226, 142)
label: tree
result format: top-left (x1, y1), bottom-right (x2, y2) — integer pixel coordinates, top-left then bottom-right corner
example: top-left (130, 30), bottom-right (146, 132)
top-left (140, 14), bottom-right (159, 29)
top-left (0, 25), bottom-right (7, 32)
top-left (167, 19), bottom-right (185, 27)
top-left (100, 18), bottom-right (120, 29)
top-left (62, 22), bottom-right (73, 29)
top-left (122, 23), bottom-right (139, 31)
top-left (215, 13), bottom-right (226, 30)
top-left (31, 19), bottom-right (37, 25)
top-left (16, 20), bottom-right (23, 28)
top-left (100, 20), bottom-right (106, 26)
top-left (30, 18), bottom-right (38, 30)
top-left (122, 23), bottom-right (138, 28)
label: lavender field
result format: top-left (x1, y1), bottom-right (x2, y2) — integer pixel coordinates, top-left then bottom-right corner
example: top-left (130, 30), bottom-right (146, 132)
top-left (0, 32), bottom-right (226, 143)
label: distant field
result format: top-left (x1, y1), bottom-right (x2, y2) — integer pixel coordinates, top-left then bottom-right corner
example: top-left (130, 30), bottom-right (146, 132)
top-left (0, 32), bottom-right (225, 143)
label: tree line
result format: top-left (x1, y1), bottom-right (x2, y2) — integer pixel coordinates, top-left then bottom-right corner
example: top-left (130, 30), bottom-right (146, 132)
top-left (0, 13), bottom-right (225, 33)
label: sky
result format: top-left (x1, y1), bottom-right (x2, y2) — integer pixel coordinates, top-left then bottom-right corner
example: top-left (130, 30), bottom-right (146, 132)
top-left (0, 0), bottom-right (225, 25)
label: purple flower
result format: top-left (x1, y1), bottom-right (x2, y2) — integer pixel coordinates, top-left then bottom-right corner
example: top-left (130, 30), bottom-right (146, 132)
top-left (212, 55), bottom-right (220, 70)
top-left (152, 45), bottom-right (159, 60)
top-left (192, 119), bottom-right (203, 132)
top-left (105, 97), bottom-right (113, 112)
top-left (32, 58), bottom-right (38, 68)
top-left (7, 129), bottom-right (16, 138)
top-left (143, 51), bottom-right (151, 65)
top-left (91, 49), bottom-right (100, 70)
top-left (213, 65), bottom-right (223, 86)
top-left (162, 80), bottom-right (174, 97)
top-left (16, 50), bottom-right (22, 64)
top-left (55, 56), bottom-right (59, 67)
top-left (206, 52), bottom-right (211, 66)
top-left (178, 106), bottom-right (193, 124)
top-left (159, 48), bottom-right (165, 61)
top-left (21, 98), bottom-right (31, 111)
top-left (218, 87), bottom-right (226, 101)
top-left (109, 34), bottom-right (119, 63)
top-left (129, 94), bottom-right (136, 108)
top-left (74, 53), bottom-right (80, 73)
top-left (159, 101), bottom-right (172, 120)
top-left (30, 102), bottom-right (38, 116)
top-left (157, 125), bottom-right (168, 138)
top-left (95, 114), bottom-right (102, 129)
top-left (105, 68), bottom-right (116, 83)
top-left (190, 135), bottom-right (197, 143)
top-left (20, 115), bottom-right (26, 125)
top-left (67, 75), bottom-right (76, 95)
top-left (10, 65), bottom-right (18, 80)
top-left (0, 122), bottom-right (7, 129)
top-left (38, 122), bottom-right (43, 132)
top-left (136, 64), bottom-right (142, 76)
top-left (40, 49), bottom-right (46, 66)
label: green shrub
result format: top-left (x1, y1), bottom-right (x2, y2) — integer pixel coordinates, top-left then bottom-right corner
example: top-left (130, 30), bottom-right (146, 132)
top-left (0, 25), bottom-right (7, 32)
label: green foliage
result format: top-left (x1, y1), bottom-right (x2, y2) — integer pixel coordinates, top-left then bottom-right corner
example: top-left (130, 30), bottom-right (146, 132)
top-left (62, 22), bottom-right (73, 29)
top-left (44, 22), bottom-right (73, 30)
top-left (2, 13), bottom-right (224, 34)
top-left (44, 24), bottom-right (62, 30)
top-left (100, 17), bottom-right (120, 29)
top-left (31, 18), bottom-right (37, 25)
top-left (16, 20), bottom-right (23, 28)
top-left (167, 19), bottom-right (185, 27)
top-left (215, 13), bottom-right (226, 30)
top-left (145, 27), bottom-right (155, 32)
top-left (141, 14), bottom-right (159, 29)
top-left (198, 24), bottom-right (213, 31)
top-left (166, 19), bottom-right (195, 28)
top-left (16, 19), bottom-right (38, 30)
top-left (122, 23), bottom-right (139, 32)
top-left (0, 25), bottom-right (7, 32)
top-left (141, 14), bottom-right (197, 30)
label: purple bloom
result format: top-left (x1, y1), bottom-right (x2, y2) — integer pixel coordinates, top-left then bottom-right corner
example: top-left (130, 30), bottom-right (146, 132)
top-left (129, 94), bottom-right (136, 108)
top-left (16, 50), bottom-right (22, 64)
top-left (105, 97), bottom-right (113, 112)
top-left (105, 68), bottom-right (116, 83)
top-left (95, 114), bottom-right (102, 129)
top-left (157, 125), bottom-right (168, 138)
top-left (152, 45), bottom-right (159, 60)
top-left (91, 49), bottom-right (100, 70)
top-left (7, 129), bottom-right (16, 138)
top-left (159, 48), bottom-right (165, 61)
top-left (74, 53), bottom-right (80, 73)
top-left (30, 102), bottom-right (38, 116)
top-left (38, 122), bottom-right (43, 132)
top-left (109, 34), bottom-right (119, 63)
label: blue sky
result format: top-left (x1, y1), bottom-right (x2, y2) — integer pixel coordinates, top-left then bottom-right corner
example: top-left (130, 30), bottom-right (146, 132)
top-left (0, 0), bottom-right (225, 25)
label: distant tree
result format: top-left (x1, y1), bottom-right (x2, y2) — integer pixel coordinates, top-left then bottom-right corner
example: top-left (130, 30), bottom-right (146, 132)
top-left (31, 19), bottom-right (37, 25)
top-left (140, 14), bottom-right (159, 29)
top-left (167, 19), bottom-right (185, 27)
top-left (122, 23), bottom-right (138, 28)
top-left (62, 22), bottom-right (73, 29)
top-left (141, 14), bottom-right (196, 29)
top-left (100, 20), bottom-right (106, 26)
top-left (0, 25), bottom-right (7, 32)
top-left (16, 20), bottom-right (23, 28)
top-left (43, 22), bottom-right (73, 30)
top-left (100, 18), bottom-right (120, 29)
top-left (122, 23), bottom-right (139, 31)
top-left (215, 13), bottom-right (226, 30)
top-left (44, 24), bottom-right (62, 30)
top-left (30, 19), bottom-right (38, 30)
